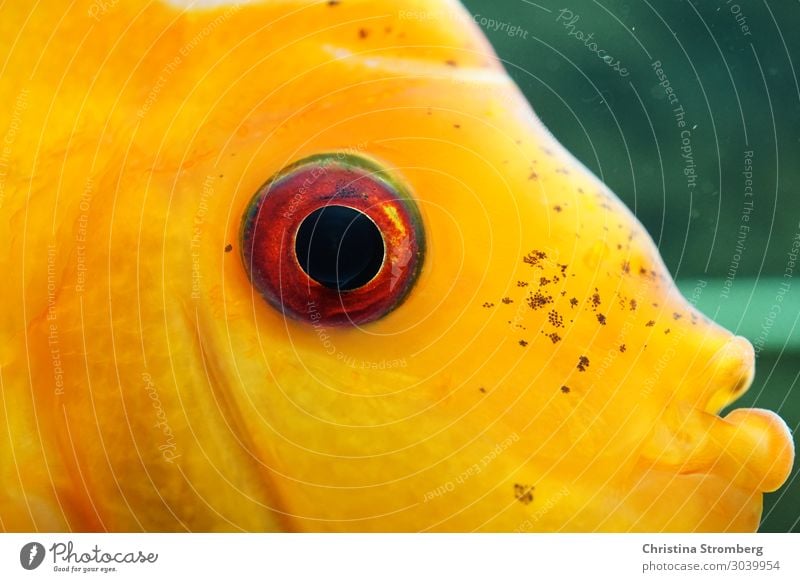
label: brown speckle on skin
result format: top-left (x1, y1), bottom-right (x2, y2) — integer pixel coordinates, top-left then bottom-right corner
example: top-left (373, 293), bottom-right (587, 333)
top-left (561, 385), bottom-right (571, 394)
top-left (554, 205), bottom-right (562, 212)
top-left (514, 483), bottom-right (534, 505)
top-left (501, 297), bottom-right (514, 304)
top-left (591, 290), bottom-right (601, 310)
top-left (547, 332), bottom-right (561, 344)
top-left (453, 123), bottom-right (461, 129)
top-left (327, 0), bottom-right (340, 5)
top-left (645, 320), bottom-right (655, 327)
top-left (539, 277), bottom-right (551, 286)
top-left (529, 171), bottom-right (539, 180)
top-left (527, 291), bottom-right (553, 310)
top-left (358, 28), bottom-right (369, 39)
top-left (630, 299), bottom-right (637, 311)
top-left (517, 281), bottom-right (529, 287)
top-left (619, 344), bottom-right (626, 353)
top-left (519, 340), bottom-right (529, 347)
top-left (547, 310), bottom-right (564, 328)
top-left (622, 261), bottom-right (630, 274)
top-left (479, 387), bottom-right (487, 394)
top-left (482, 302), bottom-right (495, 308)
top-left (224, 244), bottom-right (233, 253)
top-left (523, 250), bottom-right (547, 268)
top-left (664, 328), bottom-right (671, 335)
top-left (570, 297), bottom-right (579, 308)
top-left (445, 59), bottom-right (458, 67)
top-left (673, 312), bottom-right (683, 320)
top-left (597, 313), bottom-right (607, 325)
top-left (577, 356), bottom-right (590, 372)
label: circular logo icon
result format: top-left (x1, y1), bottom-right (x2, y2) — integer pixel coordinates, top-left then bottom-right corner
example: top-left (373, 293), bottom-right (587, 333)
top-left (19, 542), bottom-right (46, 570)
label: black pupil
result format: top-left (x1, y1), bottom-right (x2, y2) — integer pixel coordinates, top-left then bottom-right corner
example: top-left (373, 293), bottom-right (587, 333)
top-left (295, 205), bottom-right (385, 291)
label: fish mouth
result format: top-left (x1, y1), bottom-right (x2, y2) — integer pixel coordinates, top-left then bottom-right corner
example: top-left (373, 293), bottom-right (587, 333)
top-left (639, 336), bottom-right (794, 495)
top-left (712, 407), bottom-right (795, 492)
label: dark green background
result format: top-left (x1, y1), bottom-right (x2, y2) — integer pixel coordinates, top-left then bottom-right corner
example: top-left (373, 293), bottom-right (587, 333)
top-left (461, 0), bottom-right (800, 532)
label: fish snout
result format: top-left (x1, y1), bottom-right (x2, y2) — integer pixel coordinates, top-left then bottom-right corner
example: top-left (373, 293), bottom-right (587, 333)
top-left (640, 335), bottom-right (794, 493)
top-left (640, 404), bottom-right (793, 493)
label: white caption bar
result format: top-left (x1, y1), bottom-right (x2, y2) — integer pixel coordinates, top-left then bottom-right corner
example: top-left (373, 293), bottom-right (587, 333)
top-left (1, 533), bottom-right (798, 581)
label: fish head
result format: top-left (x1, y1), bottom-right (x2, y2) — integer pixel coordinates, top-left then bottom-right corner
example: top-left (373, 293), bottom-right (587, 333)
top-left (7, 0), bottom-right (792, 531)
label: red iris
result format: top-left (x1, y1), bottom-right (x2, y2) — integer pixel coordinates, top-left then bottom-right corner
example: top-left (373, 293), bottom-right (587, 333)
top-left (241, 154), bottom-right (425, 326)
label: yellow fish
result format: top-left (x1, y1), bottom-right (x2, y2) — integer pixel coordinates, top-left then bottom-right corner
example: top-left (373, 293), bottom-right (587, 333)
top-left (0, 0), bottom-right (793, 532)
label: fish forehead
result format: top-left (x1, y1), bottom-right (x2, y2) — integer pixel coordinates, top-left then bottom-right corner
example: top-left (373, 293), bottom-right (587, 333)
top-left (1, 0), bottom-right (495, 162)
top-left (1, 0), bottom-right (508, 216)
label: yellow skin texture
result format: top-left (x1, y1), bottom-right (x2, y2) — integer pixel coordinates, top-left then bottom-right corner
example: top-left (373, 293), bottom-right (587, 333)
top-left (0, 0), bottom-right (793, 532)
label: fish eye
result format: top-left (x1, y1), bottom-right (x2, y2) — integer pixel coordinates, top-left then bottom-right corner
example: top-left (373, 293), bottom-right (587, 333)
top-left (241, 153), bottom-right (425, 325)
top-left (294, 205), bottom-right (385, 291)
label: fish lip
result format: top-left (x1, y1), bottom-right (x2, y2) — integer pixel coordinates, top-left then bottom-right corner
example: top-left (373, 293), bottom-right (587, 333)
top-left (720, 407), bottom-right (795, 493)
top-left (699, 336), bottom-right (756, 413)
top-left (697, 336), bottom-right (793, 492)
top-left (638, 404), bottom-right (795, 495)
top-left (637, 333), bottom-right (794, 493)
